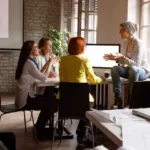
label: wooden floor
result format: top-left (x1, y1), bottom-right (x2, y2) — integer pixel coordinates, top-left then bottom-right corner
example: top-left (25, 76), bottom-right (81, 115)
top-left (0, 93), bottom-right (117, 150)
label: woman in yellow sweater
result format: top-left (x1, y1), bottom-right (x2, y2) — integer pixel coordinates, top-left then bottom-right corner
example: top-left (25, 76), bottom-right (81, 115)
top-left (59, 37), bottom-right (103, 102)
top-left (59, 37), bottom-right (103, 148)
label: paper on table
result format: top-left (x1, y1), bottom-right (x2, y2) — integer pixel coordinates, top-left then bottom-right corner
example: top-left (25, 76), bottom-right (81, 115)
top-left (122, 121), bottom-right (150, 150)
top-left (94, 109), bottom-right (144, 126)
top-left (107, 109), bottom-right (145, 126)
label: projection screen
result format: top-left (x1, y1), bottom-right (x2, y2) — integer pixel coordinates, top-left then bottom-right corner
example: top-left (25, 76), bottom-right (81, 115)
top-left (0, 0), bottom-right (23, 50)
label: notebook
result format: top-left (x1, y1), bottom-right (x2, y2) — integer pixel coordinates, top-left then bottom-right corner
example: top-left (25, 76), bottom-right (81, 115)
top-left (132, 108), bottom-right (150, 120)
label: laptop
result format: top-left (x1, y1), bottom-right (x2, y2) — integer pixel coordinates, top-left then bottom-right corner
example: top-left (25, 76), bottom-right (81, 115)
top-left (132, 108), bottom-right (150, 120)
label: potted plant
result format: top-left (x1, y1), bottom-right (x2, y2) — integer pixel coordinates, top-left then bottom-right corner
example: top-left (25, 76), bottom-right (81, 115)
top-left (44, 24), bottom-right (71, 56)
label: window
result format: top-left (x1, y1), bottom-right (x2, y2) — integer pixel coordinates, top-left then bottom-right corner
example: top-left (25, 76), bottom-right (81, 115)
top-left (78, 0), bottom-right (98, 43)
top-left (140, 0), bottom-right (150, 64)
top-left (63, 0), bottom-right (98, 43)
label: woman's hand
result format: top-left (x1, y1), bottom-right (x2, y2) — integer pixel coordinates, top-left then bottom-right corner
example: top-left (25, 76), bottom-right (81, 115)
top-left (48, 55), bottom-right (59, 65)
top-left (103, 53), bottom-right (124, 61)
top-left (103, 53), bottom-right (116, 61)
top-left (49, 71), bottom-right (57, 78)
top-left (41, 55), bottom-right (58, 73)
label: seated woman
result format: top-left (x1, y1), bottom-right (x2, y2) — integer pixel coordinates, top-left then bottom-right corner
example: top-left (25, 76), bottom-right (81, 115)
top-left (15, 40), bottom-right (58, 140)
top-left (57, 37), bottom-right (103, 147)
top-left (36, 37), bottom-right (59, 96)
top-left (36, 37), bottom-right (58, 77)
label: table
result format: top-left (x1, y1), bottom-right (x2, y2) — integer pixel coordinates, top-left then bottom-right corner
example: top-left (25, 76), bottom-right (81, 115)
top-left (86, 109), bottom-right (150, 147)
top-left (36, 80), bottom-right (127, 140)
top-left (36, 77), bottom-right (59, 87)
top-left (36, 77), bottom-right (129, 110)
top-left (36, 77), bottom-right (129, 87)
top-left (36, 78), bottom-right (150, 141)
top-left (90, 77), bottom-right (129, 109)
top-left (86, 109), bottom-right (122, 146)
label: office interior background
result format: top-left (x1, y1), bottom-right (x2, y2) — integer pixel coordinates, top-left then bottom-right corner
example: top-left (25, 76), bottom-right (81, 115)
top-left (0, 0), bottom-right (149, 93)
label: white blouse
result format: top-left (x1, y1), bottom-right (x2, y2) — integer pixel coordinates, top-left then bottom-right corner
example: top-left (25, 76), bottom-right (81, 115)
top-left (119, 36), bottom-right (150, 72)
top-left (15, 59), bottom-right (49, 109)
top-left (35, 55), bottom-right (59, 95)
top-left (35, 55), bottom-right (59, 73)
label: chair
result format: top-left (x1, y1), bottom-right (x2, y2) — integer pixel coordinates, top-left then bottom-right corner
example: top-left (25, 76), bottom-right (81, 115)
top-left (51, 82), bottom-right (94, 149)
top-left (129, 81), bottom-right (150, 108)
top-left (0, 96), bottom-right (38, 143)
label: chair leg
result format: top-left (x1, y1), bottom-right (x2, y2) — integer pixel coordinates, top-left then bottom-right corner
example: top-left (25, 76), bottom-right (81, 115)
top-left (51, 119), bottom-right (59, 150)
top-left (89, 122), bottom-right (95, 148)
top-left (31, 111), bottom-right (38, 144)
top-left (29, 110), bottom-right (32, 121)
top-left (57, 119), bottom-right (65, 147)
top-left (23, 111), bottom-right (27, 133)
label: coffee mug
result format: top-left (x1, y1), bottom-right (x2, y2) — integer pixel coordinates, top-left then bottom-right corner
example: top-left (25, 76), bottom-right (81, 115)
top-left (104, 71), bottom-right (110, 78)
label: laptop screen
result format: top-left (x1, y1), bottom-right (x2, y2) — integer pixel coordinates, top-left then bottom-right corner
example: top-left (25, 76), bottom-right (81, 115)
top-left (83, 44), bottom-right (120, 68)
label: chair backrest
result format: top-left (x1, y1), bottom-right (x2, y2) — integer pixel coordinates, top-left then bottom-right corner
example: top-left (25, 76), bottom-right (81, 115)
top-left (129, 81), bottom-right (150, 108)
top-left (59, 82), bottom-right (90, 120)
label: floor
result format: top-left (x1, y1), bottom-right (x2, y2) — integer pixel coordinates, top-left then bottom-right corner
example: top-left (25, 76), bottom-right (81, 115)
top-left (0, 93), bottom-right (117, 150)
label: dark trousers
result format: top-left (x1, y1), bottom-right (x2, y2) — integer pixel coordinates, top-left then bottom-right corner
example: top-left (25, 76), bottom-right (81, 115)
top-left (0, 132), bottom-right (16, 150)
top-left (24, 95), bottom-right (58, 135)
top-left (76, 102), bottom-right (94, 139)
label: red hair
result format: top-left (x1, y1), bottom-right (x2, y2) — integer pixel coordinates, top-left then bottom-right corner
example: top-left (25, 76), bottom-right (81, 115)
top-left (68, 37), bottom-right (86, 55)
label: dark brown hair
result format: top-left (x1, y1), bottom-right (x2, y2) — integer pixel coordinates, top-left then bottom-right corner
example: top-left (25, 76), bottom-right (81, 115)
top-left (15, 40), bottom-right (35, 80)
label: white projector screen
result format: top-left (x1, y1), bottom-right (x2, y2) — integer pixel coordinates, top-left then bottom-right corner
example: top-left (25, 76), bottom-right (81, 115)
top-left (0, 0), bottom-right (23, 50)
top-left (0, 0), bottom-right (9, 38)
top-left (84, 44), bottom-right (120, 68)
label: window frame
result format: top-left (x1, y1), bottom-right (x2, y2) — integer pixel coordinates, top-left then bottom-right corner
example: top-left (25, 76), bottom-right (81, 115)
top-left (140, 0), bottom-right (150, 39)
top-left (71, 0), bottom-right (98, 43)
top-left (78, 0), bottom-right (98, 43)
top-left (140, 0), bottom-right (150, 65)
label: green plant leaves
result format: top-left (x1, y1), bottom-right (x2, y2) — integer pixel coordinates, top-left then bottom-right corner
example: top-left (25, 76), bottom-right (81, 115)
top-left (44, 24), bottom-right (71, 56)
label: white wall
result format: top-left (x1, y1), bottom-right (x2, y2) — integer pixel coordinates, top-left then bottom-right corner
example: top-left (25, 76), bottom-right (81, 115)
top-left (95, 0), bottom-right (128, 73)
top-left (0, 0), bottom-right (23, 49)
top-left (97, 0), bottom-right (128, 53)
top-left (96, 0), bottom-right (129, 108)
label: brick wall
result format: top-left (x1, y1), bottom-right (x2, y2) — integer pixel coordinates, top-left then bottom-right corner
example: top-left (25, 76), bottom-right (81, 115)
top-left (0, 52), bottom-right (19, 92)
top-left (0, 0), bottom-right (61, 92)
top-left (24, 0), bottom-right (61, 41)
